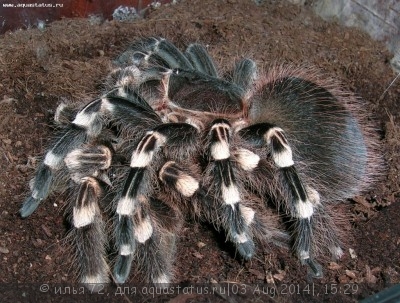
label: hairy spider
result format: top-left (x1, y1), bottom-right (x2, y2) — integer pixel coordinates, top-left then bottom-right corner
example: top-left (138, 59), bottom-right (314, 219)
top-left (21, 37), bottom-right (379, 285)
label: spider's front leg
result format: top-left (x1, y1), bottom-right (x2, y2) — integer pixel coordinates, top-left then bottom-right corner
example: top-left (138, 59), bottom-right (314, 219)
top-left (20, 126), bottom-right (89, 217)
top-left (21, 93), bottom-right (160, 218)
top-left (114, 122), bottom-right (199, 284)
top-left (62, 141), bottom-right (116, 286)
top-left (21, 92), bottom-right (164, 287)
top-left (240, 123), bottom-right (323, 278)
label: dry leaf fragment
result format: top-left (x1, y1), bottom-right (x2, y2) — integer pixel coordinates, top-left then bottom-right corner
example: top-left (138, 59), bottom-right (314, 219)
top-left (273, 269), bottom-right (286, 281)
top-left (328, 262), bottom-right (341, 270)
top-left (349, 248), bottom-right (357, 259)
top-left (248, 268), bottom-right (265, 280)
top-left (345, 269), bottom-right (356, 279)
top-left (365, 265), bottom-right (377, 284)
top-left (192, 251), bottom-right (203, 259)
top-left (197, 241), bottom-right (206, 248)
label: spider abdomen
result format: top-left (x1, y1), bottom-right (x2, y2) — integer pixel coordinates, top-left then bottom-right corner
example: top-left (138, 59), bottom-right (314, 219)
top-left (249, 73), bottom-right (372, 201)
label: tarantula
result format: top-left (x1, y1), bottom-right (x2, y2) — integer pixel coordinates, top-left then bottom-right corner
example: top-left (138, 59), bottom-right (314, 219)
top-left (21, 37), bottom-right (378, 285)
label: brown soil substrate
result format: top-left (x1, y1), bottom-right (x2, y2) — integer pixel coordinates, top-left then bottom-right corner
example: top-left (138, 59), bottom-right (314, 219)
top-left (0, 1), bottom-right (399, 302)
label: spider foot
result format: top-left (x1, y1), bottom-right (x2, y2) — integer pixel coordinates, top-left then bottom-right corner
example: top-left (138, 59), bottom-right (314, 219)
top-left (304, 258), bottom-right (323, 279)
top-left (235, 237), bottom-right (255, 260)
top-left (114, 254), bottom-right (135, 284)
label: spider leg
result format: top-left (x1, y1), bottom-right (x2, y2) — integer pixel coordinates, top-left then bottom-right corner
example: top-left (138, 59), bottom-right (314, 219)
top-left (21, 93), bottom-right (162, 218)
top-left (239, 123), bottom-right (323, 278)
top-left (108, 65), bottom-right (169, 90)
top-left (159, 148), bottom-right (287, 252)
top-left (232, 148), bottom-right (291, 246)
top-left (135, 197), bottom-right (181, 285)
top-left (147, 38), bottom-right (193, 69)
top-left (20, 126), bottom-right (89, 217)
top-left (115, 193), bottom-right (182, 285)
top-left (106, 66), bottom-right (170, 102)
top-left (114, 37), bottom-right (160, 67)
top-left (54, 102), bottom-right (79, 125)
top-left (207, 119), bottom-right (255, 259)
top-left (159, 161), bottom-right (199, 198)
top-left (64, 145), bottom-right (113, 182)
top-left (118, 37), bottom-right (193, 70)
top-left (114, 123), bottom-right (198, 283)
top-left (185, 43), bottom-right (219, 77)
top-left (232, 58), bottom-right (257, 96)
top-left (63, 142), bottom-right (115, 285)
top-left (70, 176), bottom-right (110, 285)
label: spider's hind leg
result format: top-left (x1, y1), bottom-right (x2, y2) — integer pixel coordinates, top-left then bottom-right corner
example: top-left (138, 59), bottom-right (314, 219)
top-left (240, 123), bottom-right (324, 278)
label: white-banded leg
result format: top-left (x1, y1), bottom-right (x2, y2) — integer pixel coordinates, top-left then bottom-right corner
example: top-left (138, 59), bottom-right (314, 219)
top-left (185, 43), bottom-right (219, 77)
top-left (106, 65), bottom-right (171, 102)
top-left (21, 95), bottom-right (161, 218)
top-left (239, 123), bottom-right (323, 278)
top-left (54, 102), bottom-right (79, 125)
top-left (231, 148), bottom-right (290, 247)
top-left (155, 161), bottom-right (202, 285)
top-left (65, 144), bottom-right (114, 286)
top-left (159, 161), bottom-right (199, 198)
top-left (114, 123), bottom-right (198, 283)
top-left (113, 132), bottom-right (163, 283)
top-left (135, 196), bottom-right (180, 285)
top-left (20, 99), bottom-right (103, 217)
top-left (208, 119), bottom-right (255, 259)
top-left (65, 145), bottom-right (113, 182)
top-left (70, 176), bottom-right (109, 286)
